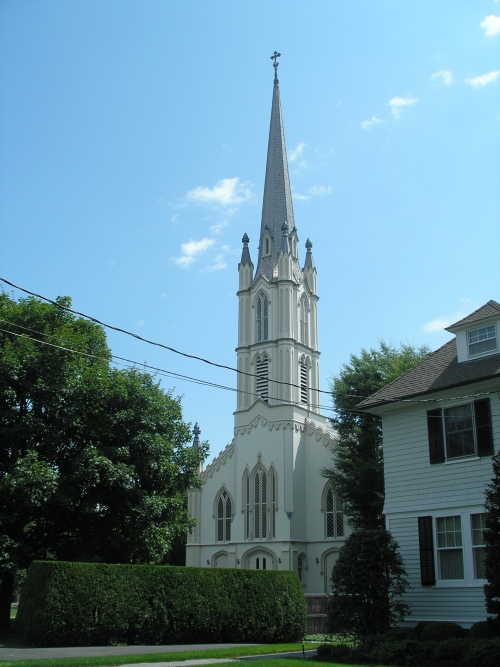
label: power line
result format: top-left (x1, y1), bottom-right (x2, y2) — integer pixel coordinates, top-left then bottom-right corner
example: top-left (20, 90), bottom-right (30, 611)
top-left (1, 322), bottom-right (497, 420)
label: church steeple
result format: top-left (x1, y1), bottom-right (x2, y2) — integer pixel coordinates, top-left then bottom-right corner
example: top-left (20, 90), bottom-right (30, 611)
top-left (254, 52), bottom-right (299, 283)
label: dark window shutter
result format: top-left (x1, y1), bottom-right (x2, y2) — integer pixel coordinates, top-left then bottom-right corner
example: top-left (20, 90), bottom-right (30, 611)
top-left (427, 409), bottom-right (445, 464)
top-left (474, 398), bottom-right (493, 457)
top-left (418, 516), bottom-right (436, 586)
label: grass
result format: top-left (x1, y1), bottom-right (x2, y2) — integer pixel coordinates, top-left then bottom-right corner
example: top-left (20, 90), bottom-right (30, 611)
top-left (0, 642), bottom-right (327, 667)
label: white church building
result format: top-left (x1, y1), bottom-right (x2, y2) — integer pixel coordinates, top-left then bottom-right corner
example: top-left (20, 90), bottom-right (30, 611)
top-left (186, 55), bottom-right (349, 594)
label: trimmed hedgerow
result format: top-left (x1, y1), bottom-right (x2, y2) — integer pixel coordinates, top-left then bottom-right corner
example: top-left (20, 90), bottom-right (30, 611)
top-left (419, 620), bottom-right (466, 642)
top-left (16, 561), bottom-right (306, 647)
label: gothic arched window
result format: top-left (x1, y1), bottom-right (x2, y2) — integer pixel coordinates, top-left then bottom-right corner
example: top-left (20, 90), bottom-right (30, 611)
top-left (254, 466), bottom-right (268, 539)
top-left (269, 466), bottom-right (277, 538)
top-left (324, 484), bottom-right (344, 538)
top-left (216, 489), bottom-right (232, 542)
top-left (256, 293), bottom-right (269, 342)
top-left (243, 470), bottom-right (250, 540)
top-left (299, 295), bottom-right (308, 345)
top-left (297, 552), bottom-right (307, 585)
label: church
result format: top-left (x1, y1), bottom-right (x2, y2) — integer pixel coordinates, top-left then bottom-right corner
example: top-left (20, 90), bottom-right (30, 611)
top-left (186, 54), bottom-right (349, 595)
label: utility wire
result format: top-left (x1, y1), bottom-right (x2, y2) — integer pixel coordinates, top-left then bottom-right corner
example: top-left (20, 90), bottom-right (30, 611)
top-left (1, 322), bottom-right (497, 419)
top-left (1, 279), bottom-right (496, 410)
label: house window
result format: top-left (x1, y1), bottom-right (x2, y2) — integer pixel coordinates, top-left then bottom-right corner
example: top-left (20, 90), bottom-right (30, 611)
top-left (436, 516), bottom-right (464, 580)
top-left (418, 512), bottom-right (487, 586)
top-left (427, 398), bottom-right (493, 464)
top-left (468, 324), bottom-right (497, 357)
top-left (471, 513), bottom-right (486, 579)
top-left (216, 490), bottom-right (232, 542)
top-left (256, 293), bottom-right (269, 342)
top-left (256, 354), bottom-right (269, 402)
top-left (325, 486), bottom-right (344, 538)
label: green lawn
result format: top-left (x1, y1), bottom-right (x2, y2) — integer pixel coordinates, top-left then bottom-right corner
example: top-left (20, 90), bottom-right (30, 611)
top-left (0, 642), bottom-right (325, 667)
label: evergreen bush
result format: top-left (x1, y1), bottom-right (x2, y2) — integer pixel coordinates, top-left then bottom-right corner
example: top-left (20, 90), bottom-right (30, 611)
top-left (463, 638), bottom-right (500, 667)
top-left (419, 620), bottom-right (466, 642)
top-left (16, 561), bottom-right (306, 646)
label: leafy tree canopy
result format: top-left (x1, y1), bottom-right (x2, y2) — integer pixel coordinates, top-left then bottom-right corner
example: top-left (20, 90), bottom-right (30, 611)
top-left (323, 341), bottom-right (430, 529)
top-left (0, 291), bottom-right (207, 630)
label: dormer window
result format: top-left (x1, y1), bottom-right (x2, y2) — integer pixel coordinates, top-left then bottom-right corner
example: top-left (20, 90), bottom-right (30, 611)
top-left (467, 325), bottom-right (497, 357)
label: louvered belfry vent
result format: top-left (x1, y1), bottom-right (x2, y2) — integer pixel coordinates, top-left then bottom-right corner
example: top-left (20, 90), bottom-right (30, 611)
top-left (256, 356), bottom-right (269, 402)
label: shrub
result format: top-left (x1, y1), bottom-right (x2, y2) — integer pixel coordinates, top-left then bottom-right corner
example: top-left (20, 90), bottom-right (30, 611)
top-left (16, 561), bottom-right (306, 647)
top-left (328, 529), bottom-right (411, 638)
top-left (432, 637), bottom-right (471, 662)
top-left (469, 618), bottom-right (500, 639)
top-left (371, 638), bottom-right (426, 666)
top-left (419, 621), bottom-right (466, 642)
top-left (463, 638), bottom-right (500, 667)
top-left (316, 643), bottom-right (354, 662)
top-left (414, 620), bottom-right (431, 638)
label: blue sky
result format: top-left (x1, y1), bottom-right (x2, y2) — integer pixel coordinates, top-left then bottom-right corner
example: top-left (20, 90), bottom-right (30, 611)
top-left (1, 0), bottom-right (499, 460)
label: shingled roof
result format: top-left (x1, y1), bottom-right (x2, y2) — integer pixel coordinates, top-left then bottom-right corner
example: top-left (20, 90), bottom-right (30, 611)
top-left (446, 300), bottom-right (500, 330)
top-left (358, 301), bottom-right (500, 410)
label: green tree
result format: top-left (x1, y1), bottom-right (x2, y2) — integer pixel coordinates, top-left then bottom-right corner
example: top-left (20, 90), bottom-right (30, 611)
top-left (328, 528), bottom-right (411, 638)
top-left (0, 292), bottom-right (207, 631)
top-left (322, 341), bottom-right (430, 529)
top-left (484, 451), bottom-right (500, 619)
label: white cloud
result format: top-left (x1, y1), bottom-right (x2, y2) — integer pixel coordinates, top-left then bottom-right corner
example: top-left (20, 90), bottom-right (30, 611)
top-left (203, 253), bottom-right (228, 272)
top-left (187, 177), bottom-right (252, 207)
top-left (293, 185), bottom-right (332, 201)
top-left (170, 214), bottom-right (180, 224)
top-left (136, 320), bottom-right (145, 328)
top-left (388, 96), bottom-right (418, 118)
top-left (481, 15), bottom-right (500, 36)
top-left (173, 237), bottom-right (215, 268)
top-left (465, 70), bottom-right (500, 88)
top-left (209, 219), bottom-right (229, 234)
top-left (360, 116), bottom-right (384, 131)
top-left (289, 142), bottom-right (307, 162)
top-left (422, 311), bottom-right (467, 333)
top-left (308, 185), bottom-right (332, 196)
top-left (431, 70), bottom-right (453, 86)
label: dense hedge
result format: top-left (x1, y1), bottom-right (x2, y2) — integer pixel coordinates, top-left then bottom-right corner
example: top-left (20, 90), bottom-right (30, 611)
top-left (317, 622), bottom-right (500, 667)
top-left (16, 561), bottom-right (306, 647)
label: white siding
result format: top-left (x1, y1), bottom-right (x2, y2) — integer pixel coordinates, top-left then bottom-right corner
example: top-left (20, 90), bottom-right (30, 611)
top-left (383, 386), bottom-right (499, 625)
top-left (388, 516), bottom-right (488, 625)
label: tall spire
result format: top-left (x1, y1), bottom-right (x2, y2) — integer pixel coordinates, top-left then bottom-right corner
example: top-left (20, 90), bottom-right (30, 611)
top-left (254, 52), bottom-right (298, 283)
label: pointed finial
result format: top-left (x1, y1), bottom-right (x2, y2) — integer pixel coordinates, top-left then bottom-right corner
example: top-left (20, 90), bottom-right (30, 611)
top-left (270, 51), bottom-right (281, 83)
top-left (192, 422), bottom-right (201, 449)
top-left (242, 233), bottom-right (249, 246)
top-left (305, 238), bottom-right (312, 251)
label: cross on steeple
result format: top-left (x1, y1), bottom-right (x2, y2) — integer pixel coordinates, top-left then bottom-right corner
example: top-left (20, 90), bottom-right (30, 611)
top-left (270, 51), bottom-right (281, 81)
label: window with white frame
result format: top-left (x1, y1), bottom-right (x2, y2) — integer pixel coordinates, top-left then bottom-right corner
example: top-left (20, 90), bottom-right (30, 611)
top-left (297, 553), bottom-right (307, 585)
top-left (427, 398), bottom-right (493, 464)
top-left (256, 293), bottom-right (269, 342)
top-left (243, 470), bottom-right (250, 540)
top-left (418, 512), bottom-right (487, 586)
top-left (471, 513), bottom-right (487, 579)
top-left (468, 324), bottom-right (497, 357)
top-left (436, 515), bottom-right (464, 580)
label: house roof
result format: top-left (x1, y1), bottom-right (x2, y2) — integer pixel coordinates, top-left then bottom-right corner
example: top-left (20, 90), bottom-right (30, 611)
top-left (357, 301), bottom-right (500, 410)
top-left (446, 300), bottom-right (500, 331)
